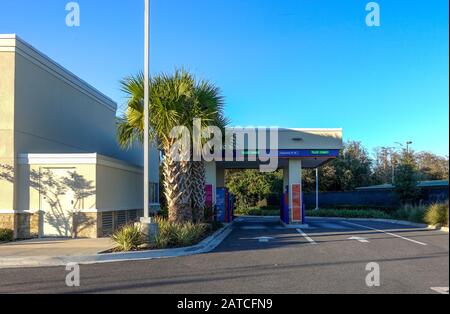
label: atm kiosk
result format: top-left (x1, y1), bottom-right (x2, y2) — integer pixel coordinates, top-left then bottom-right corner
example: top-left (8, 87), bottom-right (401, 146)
top-left (216, 188), bottom-right (234, 223)
top-left (281, 185), bottom-right (306, 225)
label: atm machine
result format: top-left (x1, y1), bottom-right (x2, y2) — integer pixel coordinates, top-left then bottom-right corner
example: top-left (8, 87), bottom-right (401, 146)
top-left (281, 185), bottom-right (306, 225)
top-left (216, 188), bottom-right (234, 223)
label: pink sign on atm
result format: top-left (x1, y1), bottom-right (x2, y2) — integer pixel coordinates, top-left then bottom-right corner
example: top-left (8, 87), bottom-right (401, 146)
top-left (205, 184), bottom-right (213, 208)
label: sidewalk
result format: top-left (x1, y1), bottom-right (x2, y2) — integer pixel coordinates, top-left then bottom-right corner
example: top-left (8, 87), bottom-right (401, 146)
top-left (0, 223), bottom-right (234, 269)
top-left (0, 238), bottom-right (115, 258)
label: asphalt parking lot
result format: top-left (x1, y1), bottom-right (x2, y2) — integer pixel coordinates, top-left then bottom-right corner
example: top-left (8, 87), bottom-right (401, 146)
top-left (0, 216), bottom-right (448, 294)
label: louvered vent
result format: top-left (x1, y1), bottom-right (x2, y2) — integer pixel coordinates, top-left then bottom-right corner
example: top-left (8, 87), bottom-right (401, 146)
top-left (116, 211), bottom-right (127, 228)
top-left (128, 210), bottom-right (137, 222)
top-left (101, 212), bottom-right (113, 237)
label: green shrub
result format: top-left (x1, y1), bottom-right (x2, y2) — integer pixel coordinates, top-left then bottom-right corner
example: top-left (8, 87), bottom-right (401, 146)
top-left (392, 204), bottom-right (426, 223)
top-left (306, 209), bottom-right (392, 219)
top-left (154, 218), bottom-right (207, 249)
top-left (158, 206), bottom-right (168, 219)
top-left (210, 221), bottom-right (224, 232)
top-left (0, 229), bottom-right (14, 242)
top-left (111, 224), bottom-right (146, 252)
top-left (424, 202), bottom-right (449, 227)
top-left (235, 207), bottom-right (279, 216)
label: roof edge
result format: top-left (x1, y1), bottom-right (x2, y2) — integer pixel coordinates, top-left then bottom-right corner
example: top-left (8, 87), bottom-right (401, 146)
top-left (0, 34), bottom-right (117, 112)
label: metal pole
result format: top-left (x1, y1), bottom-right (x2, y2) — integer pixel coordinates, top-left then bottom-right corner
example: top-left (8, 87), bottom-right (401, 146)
top-left (315, 168), bottom-right (319, 210)
top-left (392, 163), bottom-right (395, 185)
top-left (143, 0), bottom-right (150, 219)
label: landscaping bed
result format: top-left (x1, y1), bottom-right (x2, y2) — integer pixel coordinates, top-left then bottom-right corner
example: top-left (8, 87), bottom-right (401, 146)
top-left (0, 229), bottom-right (13, 243)
top-left (106, 218), bottom-right (224, 253)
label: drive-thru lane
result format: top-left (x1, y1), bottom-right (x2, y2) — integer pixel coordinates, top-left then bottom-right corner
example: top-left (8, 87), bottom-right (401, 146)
top-left (0, 217), bottom-right (448, 294)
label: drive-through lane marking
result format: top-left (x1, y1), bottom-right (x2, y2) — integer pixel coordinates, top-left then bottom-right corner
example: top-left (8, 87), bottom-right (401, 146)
top-left (297, 229), bottom-right (317, 245)
top-left (341, 221), bottom-right (427, 246)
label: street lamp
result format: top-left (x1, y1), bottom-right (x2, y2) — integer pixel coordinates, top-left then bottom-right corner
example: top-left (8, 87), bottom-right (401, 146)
top-left (406, 141), bottom-right (413, 153)
top-left (395, 141), bottom-right (414, 153)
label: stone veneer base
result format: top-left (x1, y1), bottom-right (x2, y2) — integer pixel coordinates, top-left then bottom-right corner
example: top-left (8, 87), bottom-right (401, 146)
top-left (0, 209), bottom-right (149, 239)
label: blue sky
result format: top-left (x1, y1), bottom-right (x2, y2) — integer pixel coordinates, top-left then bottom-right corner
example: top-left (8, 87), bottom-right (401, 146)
top-left (0, 0), bottom-right (448, 156)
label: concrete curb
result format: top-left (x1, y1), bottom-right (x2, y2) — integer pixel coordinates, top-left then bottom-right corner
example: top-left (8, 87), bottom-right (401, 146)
top-left (0, 222), bottom-right (234, 269)
top-left (235, 215), bottom-right (280, 220)
top-left (306, 216), bottom-right (431, 229)
top-left (428, 225), bottom-right (449, 233)
top-left (280, 221), bottom-right (310, 229)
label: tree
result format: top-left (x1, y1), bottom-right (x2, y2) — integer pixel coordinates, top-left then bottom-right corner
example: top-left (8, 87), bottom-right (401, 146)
top-left (303, 141), bottom-right (373, 192)
top-left (117, 70), bottom-right (227, 223)
top-left (335, 141), bottom-right (373, 190)
top-left (394, 150), bottom-right (420, 204)
top-left (190, 81), bottom-right (228, 222)
top-left (226, 170), bottom-right (283, 209)
top-left (415, 152), bottom-right (449, 181)
top-left (372, 147), bottom-right (400, 185)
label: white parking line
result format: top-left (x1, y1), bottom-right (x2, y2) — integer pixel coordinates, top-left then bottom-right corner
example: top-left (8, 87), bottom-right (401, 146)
top-left (297, 229), bottom-right (317, 245)
top-left (342, 221), bottom-right (427, 246)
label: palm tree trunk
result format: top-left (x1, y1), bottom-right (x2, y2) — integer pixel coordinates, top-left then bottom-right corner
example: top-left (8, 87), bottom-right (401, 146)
top-left (163, 141), bottom-right (192, 223)
top-left (191, 160), bottom-right (206, 222)
top-left (179, 159), bottom-right (193, 222)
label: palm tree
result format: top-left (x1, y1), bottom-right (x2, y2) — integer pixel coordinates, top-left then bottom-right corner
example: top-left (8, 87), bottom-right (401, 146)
top-left (190, 81), bottom-right (228, 222)
top-left (118, 70), bottom-right (195, 222)
top-left (117, 70), bottom-right (227, 223)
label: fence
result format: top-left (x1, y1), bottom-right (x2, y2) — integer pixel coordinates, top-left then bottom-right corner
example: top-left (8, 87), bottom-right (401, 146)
top-left (304, 187), bottom-right (449, 209)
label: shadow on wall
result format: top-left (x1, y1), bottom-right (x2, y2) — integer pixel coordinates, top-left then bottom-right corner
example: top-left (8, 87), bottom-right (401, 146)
top-left (0, 164), bottom-right (96, 238)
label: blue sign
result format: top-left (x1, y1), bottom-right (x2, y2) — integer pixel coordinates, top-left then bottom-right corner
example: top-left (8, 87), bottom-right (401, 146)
top-left (238, 149), bottom-right (340, 158)
top-left (216, 188), bottom-right (226, 222)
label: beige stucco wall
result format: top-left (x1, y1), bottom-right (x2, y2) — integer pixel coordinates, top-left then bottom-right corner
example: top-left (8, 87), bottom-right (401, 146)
top-left (231, 128), bottom-right (343, 151)
top-left (16, 163), bottom-right (97, 213)
top-left (15, 154), bottom-right (155, 213)
top-left (0, 50), bottom-right (15, 211)
top-left (277, 129), bottom-right (343, 150)
top-left (13, 155), bottom-right (153, 238)
top-left (0, 35), bottom-right (160, 217)
top-left (12, 42), bottom-right (143, 166)
top-left (96, 163), bottom-right (143, 211)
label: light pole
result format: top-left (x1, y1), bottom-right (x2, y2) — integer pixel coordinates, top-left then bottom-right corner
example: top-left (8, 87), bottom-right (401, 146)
top-left (382, 146), bottom-right (396, 184)
top-left (140, 0), bottom-right (157, 241)
top-left (406, 141), bottom-right (413, 153)
top-left (143, 0), bottom-right (150, 220)
top-left (395, 141), bottom-right (413, 154)
top-left (315, 168), bottom-right (319, 210)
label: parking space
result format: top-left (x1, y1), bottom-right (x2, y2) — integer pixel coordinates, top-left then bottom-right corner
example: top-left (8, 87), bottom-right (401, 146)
top-left (211, 216), bottom-right (449, 294)
top-left (217, 217), bottom-right (443, 251)
top-left (218, 217), bottom-right (309, 252)
top-left (0, 216), bottom-right (447, 294)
